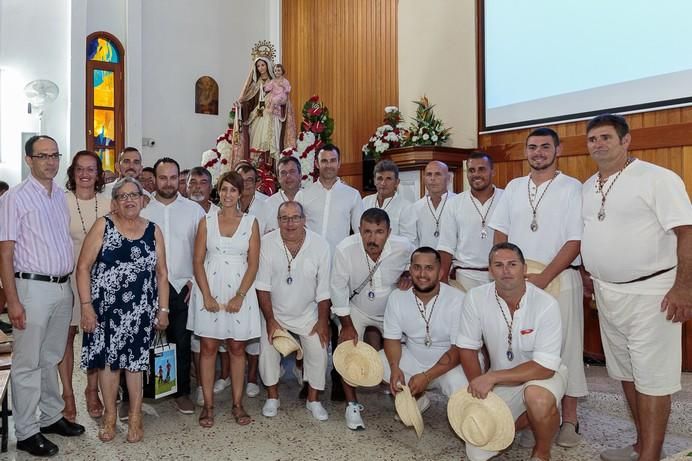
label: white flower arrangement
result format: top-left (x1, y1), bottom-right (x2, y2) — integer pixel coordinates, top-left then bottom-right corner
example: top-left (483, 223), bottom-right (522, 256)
top-left (362, 107), bottom-right (408, 161)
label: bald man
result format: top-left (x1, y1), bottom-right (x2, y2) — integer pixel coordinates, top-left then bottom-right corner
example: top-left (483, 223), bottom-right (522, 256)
top-left (411, 161), bottom-right (456, 248)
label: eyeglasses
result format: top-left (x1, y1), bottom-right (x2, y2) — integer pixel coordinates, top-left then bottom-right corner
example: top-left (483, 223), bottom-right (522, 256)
top-left (278, 215), bottom-right (304, 224)
top-left (115, 192), bottom-right (143, 202)
top-left (30, 153), bottom-right (62, 161)
top-left (278, 170), bottom-right (300, 177)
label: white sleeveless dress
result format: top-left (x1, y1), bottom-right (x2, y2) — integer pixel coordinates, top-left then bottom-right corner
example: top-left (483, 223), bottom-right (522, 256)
top-left (188, 212), bottom-right (261, 341)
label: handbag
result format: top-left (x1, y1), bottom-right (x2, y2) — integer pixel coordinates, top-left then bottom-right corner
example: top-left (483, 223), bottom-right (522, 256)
top-left (143, 331), bottom-right (178, 399)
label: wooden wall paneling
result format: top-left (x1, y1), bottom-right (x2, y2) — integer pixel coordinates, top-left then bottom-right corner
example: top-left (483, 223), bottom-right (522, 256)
top-left (282, 0), bottom-right (398, 192)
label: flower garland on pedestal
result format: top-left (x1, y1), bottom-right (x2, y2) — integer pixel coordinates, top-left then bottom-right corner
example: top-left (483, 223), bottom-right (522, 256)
top-left (405, 96), bottom-right (451, 146)
top-left (362, 106), bottom-right (408, 161)
top-left (201, 126), bottom-right (233, 186)
top-left (282, 95), bottom-right (334, 187)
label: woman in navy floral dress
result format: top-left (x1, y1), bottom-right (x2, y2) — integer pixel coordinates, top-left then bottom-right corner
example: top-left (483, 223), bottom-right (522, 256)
top-left (77, 177), bottom-right (169, 443)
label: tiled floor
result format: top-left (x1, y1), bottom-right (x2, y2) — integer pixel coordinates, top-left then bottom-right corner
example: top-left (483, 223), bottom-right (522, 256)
top-left (2, 361), bottom-right (691, 460)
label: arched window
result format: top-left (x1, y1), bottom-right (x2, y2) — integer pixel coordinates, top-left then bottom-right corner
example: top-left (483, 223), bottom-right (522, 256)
top-left (86, 32), bottom-right (124, 173)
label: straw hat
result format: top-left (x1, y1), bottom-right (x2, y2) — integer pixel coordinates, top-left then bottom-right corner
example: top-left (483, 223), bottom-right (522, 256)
top-left (272, 329), bottom-right (303, 360)
top-left (333, 341), bottom-right (384, 387)
top-left (447, 389), bottom-right (514, 451)
top-left (394, 384), bottom-right (424, 438)
top-left (526, 259), bottom-right (561, 299)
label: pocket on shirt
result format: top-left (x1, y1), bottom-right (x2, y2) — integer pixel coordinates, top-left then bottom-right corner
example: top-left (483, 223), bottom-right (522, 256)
top-left (302, 260), bottom-right (318, 280)
top-left (517, 329), bottom-right (536, 352)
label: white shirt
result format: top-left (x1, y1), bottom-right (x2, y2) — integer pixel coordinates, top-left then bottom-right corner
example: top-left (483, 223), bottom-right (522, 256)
top-left (488, 173), bottom-right (582, 266)
top-left (263, 190), bottom-right (304, 234)
top-left (141, 192), bottom-right (205, 292)
top-left (582, 159), bottom-right (692, 293)
top-left (412, 192), bottom-right (456, 248)
top-left (205, 202), bottom-right (221, 216)
top-left (245, 194), bottom-right (267, 234)
top-left (302, 179), bottom-right (363, 252)
top-left (255, 229), bottom-right (331, 335)
top-left (330, 234), bottom-right (414, 319)
top-left (384, 284), bottom-right (465, 368)
top-left (362, 191), bottom-right (416, 242)
top-left (438, 188), bottom-right (503, 278)
top-left (456, 282), bottom-right (562, 372)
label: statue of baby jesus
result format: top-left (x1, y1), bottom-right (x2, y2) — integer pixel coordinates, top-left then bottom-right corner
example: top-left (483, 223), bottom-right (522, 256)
top-left (264, 63), bottom-right (291, 118)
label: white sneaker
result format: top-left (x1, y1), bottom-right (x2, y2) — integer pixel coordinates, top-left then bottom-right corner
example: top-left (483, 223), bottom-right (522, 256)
top-left (345, 402), bottom-right (365, 430)
top-left (306, 400), bottom-right (329, 421)
top-left (246, 382), bottom-right (260, 398)
top-left (293, 366), bottom-right (304, 386)
top-left (195, 386), bottom-right (204, 407)
top-left (213, 377), bottom-right (231, 394)
top-left (262, 398), bottom-right (280, 417)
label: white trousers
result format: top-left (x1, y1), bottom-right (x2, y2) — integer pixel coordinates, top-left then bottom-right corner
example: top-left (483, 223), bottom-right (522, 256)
top-left (451, 269), bottom-right (490, 293)
top-left (12, 278), bottom-right (73, 441)
top-left (259, 317), bottom-right (327, 390)
top-left (379, 346), bottom-right (468, 398)
top-left (556, 269), bottom-right (587, 397)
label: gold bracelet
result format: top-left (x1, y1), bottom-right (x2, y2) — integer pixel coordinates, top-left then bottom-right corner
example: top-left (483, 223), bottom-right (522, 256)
top-left (236, 289), bottom-right (247, 298)
top-left (80, 300), bottom-right (92, 305)
top-left (423, 371), bottom-right (432, 383)
top-left (159, 307), bottom-right (170, 313)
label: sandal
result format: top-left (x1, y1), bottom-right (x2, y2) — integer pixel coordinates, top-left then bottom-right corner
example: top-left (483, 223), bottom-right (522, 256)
top-left (98, 410), bottom-right (117, 442)
top-left (199, 406), bottom-right (214, 428)
top-left (85, 388), bottom-right (104, 418)
top-left (126, 412), bottom-right (143, 443)
top-left (232, 404), bottom-right (252, 426)
top-left (62, 393), bottom-right (77, 423)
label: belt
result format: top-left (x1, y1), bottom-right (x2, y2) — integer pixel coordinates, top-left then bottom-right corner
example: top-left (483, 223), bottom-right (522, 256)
top-left (454, 266), bottom-right (489, 272)
top-left (14, 272), bottom-right (70, 284)
top-left (610, 266), bottom-right (676, 285)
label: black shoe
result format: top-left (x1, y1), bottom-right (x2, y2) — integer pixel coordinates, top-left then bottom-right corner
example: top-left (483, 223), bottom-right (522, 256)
top-left (40, 417), bottom-right (85, 437)
top-left (16, 433), bottom-right (59, 457)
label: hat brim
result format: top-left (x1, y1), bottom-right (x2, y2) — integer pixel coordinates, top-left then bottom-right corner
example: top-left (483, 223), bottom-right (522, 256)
top-left (526, 259), bottom-right (561, 299)
top-left (272, 329), bottom-right (303, 360)
top-left (447, 389), bottom-right (515, 451)
top-left (394, 385), bottom-right (424, 438)
top-left (333, 341), bottom-right (384, 388)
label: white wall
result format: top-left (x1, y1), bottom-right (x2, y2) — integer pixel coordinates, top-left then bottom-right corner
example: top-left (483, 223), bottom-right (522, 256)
top-left (398, 0), bottom-right (477, 148)
top-left (0, 0), bottom-right (72, 185)
top-left (140, 0), bottom-right (274, 169)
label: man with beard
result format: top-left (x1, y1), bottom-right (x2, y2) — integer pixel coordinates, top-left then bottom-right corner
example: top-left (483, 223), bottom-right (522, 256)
top-left (235, 162), bottom-right (268, 233)
top-left (457, 242), bottom-right (566, 461)
top-left (362, 160), bottom-right (416, 242)
top-left (411, 161), bottom-right (455, 248)
top-left (141, 157), bottom-right (205, 415)
top-left (256, 201), bottom-right (332, 421)
top-left (382, 247), bottom-right (468, 422)
top-left (263, 156), bottom-right (304, 234)
top-left (105, 147), bottom-right (150, 200)
top-left (140, 167), bottom-right (156, 194)
top-left (488, 127), bottom-right (586, 448)
top-left (331, 208), bottom-right (414, 430)
top-left (439, 152), bottom-right (502, 292)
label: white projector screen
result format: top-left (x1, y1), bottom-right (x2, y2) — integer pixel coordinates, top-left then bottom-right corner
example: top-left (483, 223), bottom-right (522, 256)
top-left (482, 0), bottom-right (692, 131)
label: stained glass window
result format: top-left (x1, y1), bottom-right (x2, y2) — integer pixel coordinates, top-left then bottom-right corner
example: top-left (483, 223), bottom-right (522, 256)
top-left (96, 148), bottom-right (115, 173)
top-left (94, 109), bottom-right (115, 147)
top-left (93, 69), bottom-right (114, 107)
top-left (87, 37), bottom-right (120, 63)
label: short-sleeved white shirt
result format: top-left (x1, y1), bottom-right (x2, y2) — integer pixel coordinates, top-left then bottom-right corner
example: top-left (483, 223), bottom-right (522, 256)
top-left (255, 229), bottom-right (331, 335)
top-left (412, 192), bottom-right (457, 248)
top-left (582, 159), bottom-right (692, 293)
top-left (330, 234), bottom-right (414, 318)
top-left (245, 194), bottom-right (267, 235)
top-left (488, 173), bottom-right (582, 265)
top-left (262, 190), bottom-right (304, 234)
top-left (362, 191), bottom-right (416, 242)
top-left (438, 188), bottom-right (503, 275)
top-left (302, 179), bottom-right (363, 252)
top-left (456, 282), bottom-right (562, 372)
top-left (384, 284), bottom-right (465, 368)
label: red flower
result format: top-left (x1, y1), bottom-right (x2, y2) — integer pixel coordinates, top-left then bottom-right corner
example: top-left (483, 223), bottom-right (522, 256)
top-left (309, 95), bottom-right (319, 102)
top-left (308, 107), bottom-right (323, 117)
top-left (302, 175), bottom-right (308, 180)
top-left (302, 120), bottom-right (312, 131)
top-left (221, 159), bottom-right (228, 165)
top-left (312, 121), bottom-right (325, 133)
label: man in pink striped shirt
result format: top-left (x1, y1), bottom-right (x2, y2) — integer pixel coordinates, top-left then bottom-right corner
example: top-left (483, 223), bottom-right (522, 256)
top-left (0, 135), bottom-right (85, 457)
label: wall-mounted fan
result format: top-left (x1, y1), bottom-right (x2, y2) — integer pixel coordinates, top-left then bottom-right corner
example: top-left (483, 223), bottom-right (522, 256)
top-left (24, 79), bottom-right (59, 134)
